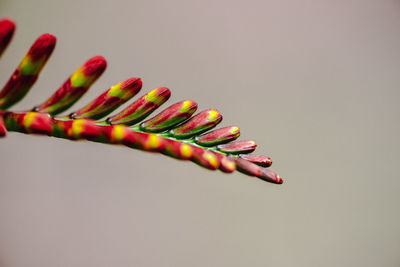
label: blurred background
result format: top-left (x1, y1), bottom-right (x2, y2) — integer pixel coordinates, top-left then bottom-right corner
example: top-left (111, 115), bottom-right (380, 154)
top-left (0, 0), bottom-right (399, 266)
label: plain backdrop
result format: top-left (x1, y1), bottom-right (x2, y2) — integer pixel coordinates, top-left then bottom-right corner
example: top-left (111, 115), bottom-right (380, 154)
top-left (0, 0), bottom-right (399, 266)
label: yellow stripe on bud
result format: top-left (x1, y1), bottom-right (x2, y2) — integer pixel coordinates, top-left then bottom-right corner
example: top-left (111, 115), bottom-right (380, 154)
top-left (180, 143), bottom-right (193, 159)
top-left (146, 134), bottom-right (161, 150)
top-left (203, 152), bottom-right (219, 169)
top-left (111, 125), bottom-right (126, 142)
top-left (69, 119), bottom-right (85, 138)
top-left (107, 83), bottom-right (123, 98)
top-left (179, 101), bottom-right (193, 112)
top-left (19, 56), bottom-right (41, 75)
top-left (207, 110), bottom-right (220, 121)
top-left (23, 112), bottom-right (37, 129)
top-left (222, 158), bottom-right (236, 171)
top-left (145, 89), bottom-right (158, 102)
top-left (71, 70), bottom-right (89, 87)
top-left (231, 127), bottom-right (239, 134)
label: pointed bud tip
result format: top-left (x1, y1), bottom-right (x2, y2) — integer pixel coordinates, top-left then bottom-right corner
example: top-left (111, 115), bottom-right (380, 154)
top-left (179, 100), bottom-right (198, 113)
top-left (0, 18), bottom-right (16, 31)
top-left (150, 87), bottom-right (171, 102)
top-left (37, 33), bottom-right (56, 41)
top-left (0, 18), bottom-right (16, 54)
top-left (258, 168), bottom-right (284, 184)
top-left (120, 77), bottom-right (142, 90)
top-left (82, 56), bottom-right (107, 76)
top-left (28, 33), bottom-right (56, 60)
top-left (144, 86), bottom-right (171, 104)
top-left (34, 33), bottom-right (57, 48)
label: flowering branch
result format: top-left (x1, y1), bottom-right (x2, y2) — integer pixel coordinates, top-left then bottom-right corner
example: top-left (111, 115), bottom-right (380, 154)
top-left (0, 18), bottom-right (283, 184)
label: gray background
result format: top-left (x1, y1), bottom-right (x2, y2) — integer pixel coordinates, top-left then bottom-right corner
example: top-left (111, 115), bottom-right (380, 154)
top-left (0, 0), bottom-right (399, 266)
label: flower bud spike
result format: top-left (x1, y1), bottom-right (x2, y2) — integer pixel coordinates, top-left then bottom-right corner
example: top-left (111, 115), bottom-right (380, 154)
top-left (170, 109), bottom-right (222, 139)
top-left (0, 18), bottom-right (284, 186)
top-left (69, 77), bottom-right (142, 120)
top-left (34, 56), bottom-right (107, 115)
top-left (0, 18), bottom-right (16, 58)
top-left (239, 154), bottom-right (272, 167)
top-left (107, 87), bottom-right (171, 125)
top-left (194, 126), bottom-right (240, 147)
top-left (0, 34), bottom-right (56, 109)
top-left (140, 100), bottom-right (197, 132)
top-left (217, 140), bottom-right (257, 154)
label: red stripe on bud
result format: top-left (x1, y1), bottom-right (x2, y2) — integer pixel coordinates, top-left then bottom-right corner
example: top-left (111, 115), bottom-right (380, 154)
top-left (80, 55), bottom-right (107, 77)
